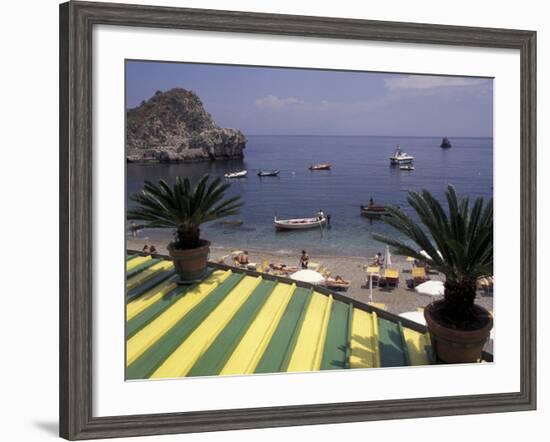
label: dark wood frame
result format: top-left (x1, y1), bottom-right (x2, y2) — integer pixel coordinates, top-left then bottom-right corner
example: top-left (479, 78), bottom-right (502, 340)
top-left (59, 1), bottom-right (537, 439)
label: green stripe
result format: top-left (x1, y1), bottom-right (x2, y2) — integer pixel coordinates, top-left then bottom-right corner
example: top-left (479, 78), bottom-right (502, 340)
top-left (126, 258), bottom-right (161, 279)
top-left (378, 317), bottom-right (407, 367)
top-left (344, 304), bottom-right (354, 369)
top-left (126, 273), bottom-right (246, 380)
top-left (254, 287), bottom-right (312, 374)
top-left (126, 269), bottom-right (177, 302)
top-left (188, 280), bottom-right (277, 377)
top-left (320, 300), bottom-right (350, 370)
top-left (397, 322), bottom-right (412, 366)
top-left (126, 254), bottom-right (138, 261)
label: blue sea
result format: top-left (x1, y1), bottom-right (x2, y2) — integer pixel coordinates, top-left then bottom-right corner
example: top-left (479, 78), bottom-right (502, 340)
top-left (127, 135), bottom-right (493, 257)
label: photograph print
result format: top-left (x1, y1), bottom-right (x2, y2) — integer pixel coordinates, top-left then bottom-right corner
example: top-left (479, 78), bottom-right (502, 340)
top-left (125, 60), bottom-right (494, 381)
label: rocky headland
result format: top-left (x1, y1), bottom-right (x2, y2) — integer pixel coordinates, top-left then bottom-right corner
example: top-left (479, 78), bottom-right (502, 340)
top-left (126, 88), bottom-right (246, 163)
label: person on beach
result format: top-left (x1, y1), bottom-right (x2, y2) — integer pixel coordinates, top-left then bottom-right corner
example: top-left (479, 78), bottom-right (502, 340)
top-left (326, 213), bottom-right (331, 226)
top-left (236, 251), bottom-right (249, 266)
top-left (141, 245), bottom-right (150, 256)
top-left (149, 245), bottom-right (157, 256)
top-left (300, 250), bottom-right (310, 269)
top-left (372, 252), bottom-right (383, 266)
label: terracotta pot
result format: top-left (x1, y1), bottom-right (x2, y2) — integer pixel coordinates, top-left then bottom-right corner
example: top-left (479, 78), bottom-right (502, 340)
top-left (168, 240), bottom-right (211, 284)
top-left (424, 302), bottom-right (493, 363)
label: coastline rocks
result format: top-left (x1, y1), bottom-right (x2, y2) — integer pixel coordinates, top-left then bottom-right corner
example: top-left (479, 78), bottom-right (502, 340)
top-left (126, 88), bottom-right (246, 163)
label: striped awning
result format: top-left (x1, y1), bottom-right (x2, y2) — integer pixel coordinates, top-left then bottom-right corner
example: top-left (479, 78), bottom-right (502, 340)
top-left (125, 253), bottom-right (434, 380)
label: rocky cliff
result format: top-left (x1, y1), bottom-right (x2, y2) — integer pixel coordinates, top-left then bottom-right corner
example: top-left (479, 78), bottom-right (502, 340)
top-left (126, 88), bottom-right (246, 162)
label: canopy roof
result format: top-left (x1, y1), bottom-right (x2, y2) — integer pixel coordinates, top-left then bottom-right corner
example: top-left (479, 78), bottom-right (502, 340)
top-left (125, 253), bottom-right (439, 380)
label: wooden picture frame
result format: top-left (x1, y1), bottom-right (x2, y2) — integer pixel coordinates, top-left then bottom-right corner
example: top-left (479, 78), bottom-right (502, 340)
top-left (59, 1), bottom-right (536, 439)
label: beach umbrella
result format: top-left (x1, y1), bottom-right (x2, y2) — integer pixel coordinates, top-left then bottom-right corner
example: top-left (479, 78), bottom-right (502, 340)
top-left (384, 245), bottom-right (392, 267)
top-left (290, 269), bottom-right (325, 285)
top-left (399, 311), bottom-right (426, 325)
top-left (415, 280), bottom-right (445, 297)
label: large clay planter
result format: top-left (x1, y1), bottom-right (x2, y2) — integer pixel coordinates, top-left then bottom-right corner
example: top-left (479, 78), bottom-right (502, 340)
top-left (424, 302), bottom-right (493, 363)
top-left (168, 240), bottom-right (211, 284)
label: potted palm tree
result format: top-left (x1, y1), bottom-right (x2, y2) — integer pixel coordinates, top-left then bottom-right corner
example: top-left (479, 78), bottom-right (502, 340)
top-left (373, 185), bottom-right (493, 363)
top-left (128, 175), bottom-right (242, 284)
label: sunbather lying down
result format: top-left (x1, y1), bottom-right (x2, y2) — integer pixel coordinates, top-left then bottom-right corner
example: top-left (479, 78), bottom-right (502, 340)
top-left (269, 263), bottom-right (298, 273)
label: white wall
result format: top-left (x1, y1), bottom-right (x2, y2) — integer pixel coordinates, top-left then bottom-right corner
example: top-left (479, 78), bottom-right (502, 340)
top-left (0, 0), bottom-right (546, 441)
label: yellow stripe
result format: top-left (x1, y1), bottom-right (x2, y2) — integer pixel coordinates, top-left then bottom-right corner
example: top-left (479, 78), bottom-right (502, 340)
top-left (150, 276), bottom-right (262, 379)
top-left (126, 256), bottom-right (151, 272)
top-left (126, 270), bottom-right (230, 366)
top-left (350, 309), bottom-right (380, 368)
top-left (402, 328), bottom-right (430, 365)
top-left (220, 283), bottom-right (295, 375)
top-left (286, 292), bottom-right (332, 372)
top-left (126, 261), bottom-right (173, 291)
top-left (312, 295), bottom-right (333, 370)
top-left (126, 275), bottom-right (179, 321)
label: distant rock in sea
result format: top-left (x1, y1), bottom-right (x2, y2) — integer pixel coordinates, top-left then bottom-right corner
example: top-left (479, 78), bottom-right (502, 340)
top-left (126, 88), bottom-right (247, 163)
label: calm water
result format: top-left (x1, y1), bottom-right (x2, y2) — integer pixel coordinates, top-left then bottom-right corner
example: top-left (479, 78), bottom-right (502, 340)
top-left (127, 135), bottom-right (493, 257)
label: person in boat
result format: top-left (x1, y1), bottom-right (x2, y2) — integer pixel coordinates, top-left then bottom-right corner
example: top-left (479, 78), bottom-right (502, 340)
top-left (141, 245), bottom-right (150, 256)
top-left (368, 197), bottom-right (374, 208)
top-left (300, 250), bottom-right (310, 269)
top-left (317, 209), bottom-right (325, 220)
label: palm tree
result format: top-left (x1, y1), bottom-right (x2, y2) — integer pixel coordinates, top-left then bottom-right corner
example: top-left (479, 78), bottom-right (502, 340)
top-left (372, 185), bottom-right (492, 325)
top-left (127, 175), bottom-right (242, 249)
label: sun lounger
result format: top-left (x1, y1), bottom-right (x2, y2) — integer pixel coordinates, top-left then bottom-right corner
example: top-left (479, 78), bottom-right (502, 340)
top-left (412, 267), bottom-right (427, 285)
top-left (384, 268), bottom-right (399, 287)
top-left (365, 266), bottom-right (381, 287)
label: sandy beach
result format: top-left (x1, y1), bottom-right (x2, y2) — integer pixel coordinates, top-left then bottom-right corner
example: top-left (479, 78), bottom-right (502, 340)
top-left (127, 235), bottom-right (494, 319)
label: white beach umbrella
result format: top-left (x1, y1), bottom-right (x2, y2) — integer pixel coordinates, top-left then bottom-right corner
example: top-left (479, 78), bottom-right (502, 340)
top-left (290, 269), bottom-right (325, 285)
top-left (415, 280), bottom-right (445, 297)
top-left (384, 245), bottom-right (392, 267)
top-left (399, 311), bottom-right (426, 325)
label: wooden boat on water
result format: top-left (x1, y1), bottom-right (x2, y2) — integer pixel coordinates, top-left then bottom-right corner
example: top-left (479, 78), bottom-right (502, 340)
top-left (360, 204), bottom-right (391, 217)
top-left (309, 163), bottom-right (331, 171)
top-left (274, 215), bottom-right (327, 230)
top-left (257, 169), bottom-right (280, 177)
top-left (224, 170), bottom-right (247, 179)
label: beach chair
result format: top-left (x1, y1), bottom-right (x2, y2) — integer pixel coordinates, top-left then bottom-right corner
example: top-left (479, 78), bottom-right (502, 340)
top-left (384, 268), bottom-right (399, 288)
top-left (412, 267), bottom-right (427, 285)
top-left (365, 266), bottom-right (380, 288)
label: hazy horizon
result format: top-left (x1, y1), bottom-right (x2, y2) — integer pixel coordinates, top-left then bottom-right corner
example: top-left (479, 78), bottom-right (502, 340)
top-left (126, 60), bottom-right (493, 138)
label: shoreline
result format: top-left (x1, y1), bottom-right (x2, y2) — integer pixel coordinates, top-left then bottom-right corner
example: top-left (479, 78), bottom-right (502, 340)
top-left (126, 235), bottom-right (493, 316)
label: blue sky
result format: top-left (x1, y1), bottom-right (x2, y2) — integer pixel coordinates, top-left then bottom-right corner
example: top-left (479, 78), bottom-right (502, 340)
top-left (126, 60), bottom-right (493, 137)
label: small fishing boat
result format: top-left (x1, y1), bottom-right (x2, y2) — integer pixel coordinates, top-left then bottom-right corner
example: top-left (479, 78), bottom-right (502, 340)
top-left (389, 146), bottom-right (414, 165)
top-left (274, 215), bottom-right (327, 230)
top-left (360, 204), bottom-right (391, 217)
top-left (440, 137), bottom-right (452, 148)
top-left (400, 164), bottom-right (415, 171)
top-left (257, 169), bottom-right (280, 177)
top-left (309, 163), bottom-right (332, 171)
top-left (224, 170), bottom-right (247, 179)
